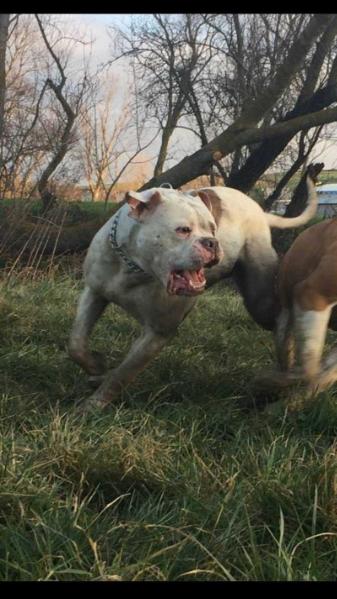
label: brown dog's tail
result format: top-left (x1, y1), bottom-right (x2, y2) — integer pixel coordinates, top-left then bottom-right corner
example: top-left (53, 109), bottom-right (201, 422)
top-left (265, 175), bottom-right (318, 229)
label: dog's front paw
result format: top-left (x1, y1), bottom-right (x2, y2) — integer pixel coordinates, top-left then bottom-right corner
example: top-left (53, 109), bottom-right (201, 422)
top-left (79, 385), bottom-right (120, 414)
top-left (76, 394), bottom-right (111, 416)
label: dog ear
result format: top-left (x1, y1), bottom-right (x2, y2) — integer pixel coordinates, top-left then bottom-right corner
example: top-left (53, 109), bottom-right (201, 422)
top-left (125, 190), bottom-right (162, 221)
top-left (188, 189), bottom-right (223, 226)
top-left (197, 190), bottom-right (213, 214)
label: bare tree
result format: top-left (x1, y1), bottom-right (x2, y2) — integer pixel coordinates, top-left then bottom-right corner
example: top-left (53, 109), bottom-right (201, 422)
top-left (0, 14), bottom-right (19, 178)
top-left (0, 15), bottom-right (47, 198)
top-left (0, 14), bottom-right (93, 205)
top-left (137, 14), bottom-right (337, 192)
top-left (80, 68), bottom-right (158, 204)
top-left (114, 14), bottom-right (337, 194)
top-left (227, 15), bottom-right (337, 195)
top-left (34, 14), bottom-right (91, 213)
top-left (113, 14), bottom-right (217, 178)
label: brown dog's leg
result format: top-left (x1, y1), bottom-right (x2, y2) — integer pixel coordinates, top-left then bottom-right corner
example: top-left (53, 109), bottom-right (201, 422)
top-left (69, 286), bottom-right (108, 376)
top-left (275, 307), bottom-right (295, 371)
top-left (293, 302), bottom-right (331, 385)
top-left (292, 259), bottom-right (337, 388)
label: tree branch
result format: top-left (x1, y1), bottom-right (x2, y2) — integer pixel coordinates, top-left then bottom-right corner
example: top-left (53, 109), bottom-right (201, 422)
top-left (140, 104), bottom-right (337, 191)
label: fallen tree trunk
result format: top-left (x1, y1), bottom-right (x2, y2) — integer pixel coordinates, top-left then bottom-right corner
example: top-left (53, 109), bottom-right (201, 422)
top-left (0, 216), bottom-right (105, 263)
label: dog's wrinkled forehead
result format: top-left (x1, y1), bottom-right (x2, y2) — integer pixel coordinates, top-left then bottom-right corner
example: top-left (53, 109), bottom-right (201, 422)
top-left (157, 187), bottom-right (214, 219)
top-left (126, 187), bottom-right (216, 230)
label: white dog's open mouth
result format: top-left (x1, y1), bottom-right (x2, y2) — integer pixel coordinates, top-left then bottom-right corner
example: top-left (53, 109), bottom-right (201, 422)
top-left (167, 268), bottom-right (206, 296)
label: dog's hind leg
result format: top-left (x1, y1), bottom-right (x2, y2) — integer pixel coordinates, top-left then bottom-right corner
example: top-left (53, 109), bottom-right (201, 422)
top-left (259, 304), bottom-right (330, 391)
top-left (253, 308), bottom-right (297, 392)
top-left (292, 256), bottom-right (337, 393)
top-left (69, 286), bottom-right (108, 376)
top-left (275, 307), bottom-right (295, 371)
top-left (233, 236), bottom-right (279, 331)
top-left (308, 303), bottom-right (337, 394)
top-left (293, 302), bottom-right (331, 385)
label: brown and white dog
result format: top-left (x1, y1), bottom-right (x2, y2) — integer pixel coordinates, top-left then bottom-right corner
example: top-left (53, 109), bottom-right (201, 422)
top-left (272, 215), bottom-right (337, 395)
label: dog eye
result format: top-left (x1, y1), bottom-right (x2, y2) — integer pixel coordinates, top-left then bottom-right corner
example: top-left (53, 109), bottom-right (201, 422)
top-left (176, 226), bottom-right (192, 236)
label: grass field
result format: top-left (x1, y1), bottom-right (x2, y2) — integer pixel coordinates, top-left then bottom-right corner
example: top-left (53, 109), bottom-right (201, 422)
top-left (0, 197), bottom-right (118, 220)
top-left (1, 270), bottom-right (337, 581)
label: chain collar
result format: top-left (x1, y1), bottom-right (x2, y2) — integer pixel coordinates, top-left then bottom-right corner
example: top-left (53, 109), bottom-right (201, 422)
top-left (109, 211), bottom-right (145, 274)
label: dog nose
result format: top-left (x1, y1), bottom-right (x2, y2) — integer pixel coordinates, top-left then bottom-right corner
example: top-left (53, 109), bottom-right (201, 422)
top-left (200, 237), bottom-right (218, 252)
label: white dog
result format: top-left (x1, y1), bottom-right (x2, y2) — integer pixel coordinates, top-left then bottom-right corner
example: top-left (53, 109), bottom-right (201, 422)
top-left (69, 179), bottom-right (317, 411)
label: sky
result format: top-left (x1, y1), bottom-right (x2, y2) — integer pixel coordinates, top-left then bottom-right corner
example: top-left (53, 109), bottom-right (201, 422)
top-left (61, 14), bottom-right (337, 173)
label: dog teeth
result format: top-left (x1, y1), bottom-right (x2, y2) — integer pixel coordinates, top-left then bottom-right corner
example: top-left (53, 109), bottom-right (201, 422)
top-left (189, 278), bottom-right (205, 289)
top-left (190, 282), bottom-right (205, 289)
top-left (169, 269), bottom-right (206, 295)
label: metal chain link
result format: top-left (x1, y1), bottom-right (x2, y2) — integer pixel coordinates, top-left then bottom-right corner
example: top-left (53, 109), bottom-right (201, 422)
top-left (109, 211), bottom-right (145, 274)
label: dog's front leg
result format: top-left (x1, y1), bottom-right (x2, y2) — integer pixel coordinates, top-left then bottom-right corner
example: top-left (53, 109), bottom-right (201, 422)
top-left (81, 327), bottom-right (172, 411)
top-left (69, 286), bottom-right (108, 376)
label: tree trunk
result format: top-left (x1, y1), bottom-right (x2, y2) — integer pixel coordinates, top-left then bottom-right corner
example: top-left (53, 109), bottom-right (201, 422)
top-left (37, 78), bottom-right (76, 214)
top-left (153, 94), bottom-right (186, 178)
top-left (227, 82), bottom-right (337, 192)
top-left (263, 127), bottom-right (322, 211)
top-left (41, 190), bottom-right (57, 213)
top-left (0, 14), bottom-right (10, 173)
top-left (264, 158), bottom-right (306, 211)
top-left (153, 125), bottom-right (172, 177)
top-left (35, 16), bottom-right (78, 215)
top-left (284, 162), bottom-right (324, 218)
top-left (93, 187), bottom-right (101, 202)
